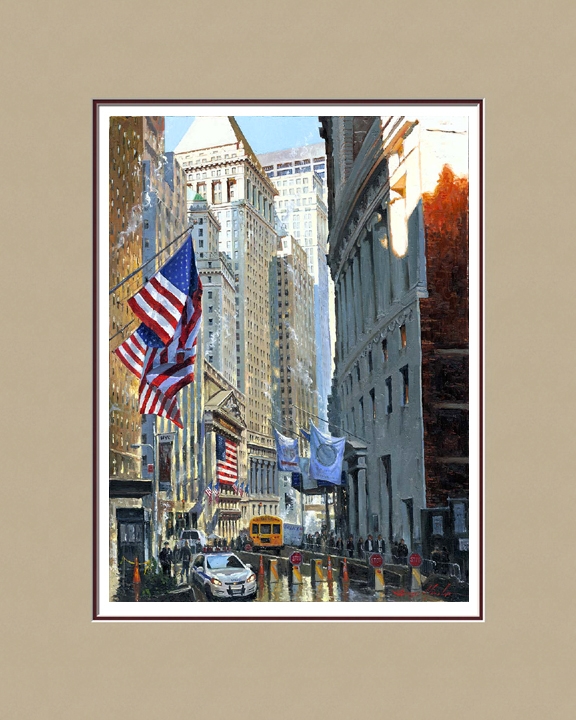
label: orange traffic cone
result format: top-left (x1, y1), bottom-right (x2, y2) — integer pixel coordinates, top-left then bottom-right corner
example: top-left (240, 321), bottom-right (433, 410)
top-left (133, 557), bottom-right (141, 584)
top-left (327, 555), bottom-right (333, 581)
top-left (341, 557), bottom-right (349, 582)
top-left (259, 554), bottom-right (265, 577)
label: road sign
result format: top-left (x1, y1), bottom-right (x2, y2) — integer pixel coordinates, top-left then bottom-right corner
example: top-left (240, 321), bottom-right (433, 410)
top-left (409, 552), bottom-right (422, 568)
top-left (369, 553), bottom-right (384, 568)
top-left (289, 551), bottom-right (303, 566)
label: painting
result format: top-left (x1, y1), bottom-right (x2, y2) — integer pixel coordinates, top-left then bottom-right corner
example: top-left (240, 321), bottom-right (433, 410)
top-left (95, 101), bottom-right (483, 620)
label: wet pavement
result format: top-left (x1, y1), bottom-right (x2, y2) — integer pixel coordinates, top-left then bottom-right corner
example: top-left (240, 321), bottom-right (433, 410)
top-left (190, 573), bottom-right (443, 602)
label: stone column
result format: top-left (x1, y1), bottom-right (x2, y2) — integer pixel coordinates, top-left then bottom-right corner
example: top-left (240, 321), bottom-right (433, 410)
top-left (360, 231), bottom-right (375, 332)
top-left (344, 265), bottom-right (356, 350)
top-left (370, 213), bottom-right (391, 317)
top-left (357, 457), bottom-right (368, 539)
top-left (351, 252), bottom-right (364, 342)
top-left (337, 279), bottom-right (347, 362)
top-left (347, 470), bottom-right (356, 537)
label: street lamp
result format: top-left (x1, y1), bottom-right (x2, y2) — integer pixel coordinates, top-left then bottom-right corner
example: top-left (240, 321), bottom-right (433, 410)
top-left (131, 442), bottom-right (158, 562)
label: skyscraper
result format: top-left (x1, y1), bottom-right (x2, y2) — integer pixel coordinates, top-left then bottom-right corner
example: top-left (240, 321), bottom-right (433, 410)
top-left (258, 143), bottom-right (334, 430)
top-left (175, 117), bottom-right (281, 520)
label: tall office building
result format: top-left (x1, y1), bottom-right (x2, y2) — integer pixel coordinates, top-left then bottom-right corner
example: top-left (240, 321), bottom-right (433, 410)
top-left (276, 235), bottom-right (318, 444)
top-left (258, 143), bottom-right (333, 430)
top-left (188, 193), bottom-right (236, 386)
top-left (175, 117), bottom-right (281, 520)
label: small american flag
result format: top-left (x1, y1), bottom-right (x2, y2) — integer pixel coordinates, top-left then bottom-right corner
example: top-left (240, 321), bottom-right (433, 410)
top-left (216, 434), bottom-right (238, 486)
top-left (213, 481), bottom-right (220, 504)
top-left (204, 484), bottom-right (212, 501)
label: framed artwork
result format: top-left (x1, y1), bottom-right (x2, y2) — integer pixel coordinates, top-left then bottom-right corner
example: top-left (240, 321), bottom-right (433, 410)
top-left (94, 100), bottom-right (483, 620)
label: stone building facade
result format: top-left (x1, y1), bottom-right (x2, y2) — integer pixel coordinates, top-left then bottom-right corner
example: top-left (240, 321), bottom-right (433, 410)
top-left (320, 115), bottom-right (469, 552)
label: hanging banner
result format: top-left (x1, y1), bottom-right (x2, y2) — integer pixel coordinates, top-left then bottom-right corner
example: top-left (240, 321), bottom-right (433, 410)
top-left (309, 423), bottom-right (345, 485)
top-left (273, 428), bottom-right (300, 472)
top-left (158, 437), bottom-right (173, 490)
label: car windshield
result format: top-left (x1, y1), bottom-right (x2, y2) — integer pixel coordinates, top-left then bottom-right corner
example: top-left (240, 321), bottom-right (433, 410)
top-left (206, 555), bottom-right (244, 570)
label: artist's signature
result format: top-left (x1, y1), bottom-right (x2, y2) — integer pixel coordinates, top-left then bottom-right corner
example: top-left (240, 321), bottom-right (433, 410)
top-left (392, 583), bottom-right (452, 598)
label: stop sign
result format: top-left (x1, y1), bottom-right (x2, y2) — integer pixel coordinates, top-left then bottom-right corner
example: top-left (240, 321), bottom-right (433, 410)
top-left (369, 553), bottom-right (383, 568)
top-left (290, 551), bottom-right (303, 566)
top-left (244, 544), bottom-right (252, 552)
top-left (409, 552), bottom-right (422, 568)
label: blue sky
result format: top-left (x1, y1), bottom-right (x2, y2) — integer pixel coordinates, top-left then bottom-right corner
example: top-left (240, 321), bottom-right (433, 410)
top-left (165, 116), bottom-right (323, 155)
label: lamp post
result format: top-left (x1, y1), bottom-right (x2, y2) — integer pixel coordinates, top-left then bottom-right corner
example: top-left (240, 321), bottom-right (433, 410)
top-left (131, 441), bottom-right (157, 562)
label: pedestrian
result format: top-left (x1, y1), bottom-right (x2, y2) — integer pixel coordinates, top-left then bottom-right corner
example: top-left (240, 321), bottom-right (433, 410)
top-left (159, 541), bottom-right (173, 576)
top-left (357, 536), bottom-right (364, 560)
top-left (315, 532), bottom-right (322, 551)
top-left (440, 546), bottom-right (450, 575)
top-left (364, 534), bottom-right (375, 554)
top-left (431, 544), bottom-right (442, 573)
top-left (398, 538), bottom-right (409, 565)
top-left (336, 535), bottom-right (343, 554)
top-left (392, 540), bottom-right (399, 564)
top-left (347, 535), bottom-right (354, 558)
top-left (375, 534), bottom-right (385, 555)
top-left (180, 540), bottom-right (192, 582)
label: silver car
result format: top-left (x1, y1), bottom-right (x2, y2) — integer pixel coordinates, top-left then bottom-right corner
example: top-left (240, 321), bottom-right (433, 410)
top-left (191, 552), bottom-right (257, 600)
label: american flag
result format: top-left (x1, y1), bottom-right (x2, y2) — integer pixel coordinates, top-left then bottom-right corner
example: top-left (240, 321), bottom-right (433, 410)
top-left (113, 235), bottom-right (202, 427)
top-left (204, 484), bottom-right (212, 501)
top-left (127, 237), bottom-right (197, 346)
top-left (114, 324), bottom-right (183, 428)
top-left (216, 434), bottom-right (238, 486)
top-left (213, 481), bottom-right (220, 504)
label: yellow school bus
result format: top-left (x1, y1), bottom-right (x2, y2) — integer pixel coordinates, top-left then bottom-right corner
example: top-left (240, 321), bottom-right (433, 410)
top-left (249, 515), bottom-right (283, 553)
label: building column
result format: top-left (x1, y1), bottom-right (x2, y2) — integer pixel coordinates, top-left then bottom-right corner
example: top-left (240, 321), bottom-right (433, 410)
top-left (337, 277), bottom-right (347, 361)
top-left (351, 252), bottom-right (364, 341)
top-left (357, 458), bottom-right (368, 539)
top-left (347, 471), bottom-right (356, 536)
top-left (359, 232), bottom-right (375, 332)
top-left (344, 265), bottom-right (356, 350)
top-left (370, 213), bottom-right (390, 317)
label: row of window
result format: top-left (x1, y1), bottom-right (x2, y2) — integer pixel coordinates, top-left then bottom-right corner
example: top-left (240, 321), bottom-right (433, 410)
top-left (346, 366), bottom-right (410, 436)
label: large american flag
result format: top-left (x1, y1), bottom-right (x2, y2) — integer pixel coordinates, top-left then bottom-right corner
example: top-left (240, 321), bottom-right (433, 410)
top-left (216, 434), bottom-right (238, 486)
top-left (113, 235), bottom-right (202, 428)
top-left (114, 324), bottom-right (183, 428)
top-left (127, 237), bottom-right (196, 346)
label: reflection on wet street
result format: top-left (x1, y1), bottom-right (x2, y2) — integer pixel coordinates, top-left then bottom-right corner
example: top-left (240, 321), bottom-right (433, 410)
top-left (193, 573), bottom-right (443, 602)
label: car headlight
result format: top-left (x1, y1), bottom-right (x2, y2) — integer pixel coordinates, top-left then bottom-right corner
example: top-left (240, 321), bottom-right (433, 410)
top-left (246, 573), bottom-right (256, 583)
top-left (210, 577), bottom-right (223, 586)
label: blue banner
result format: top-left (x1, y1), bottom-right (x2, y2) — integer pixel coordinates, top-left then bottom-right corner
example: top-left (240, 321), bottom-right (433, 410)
top-left (309, 423), bottom-right (345, 485)
top-left (273, 428), bottom-right (300, 472)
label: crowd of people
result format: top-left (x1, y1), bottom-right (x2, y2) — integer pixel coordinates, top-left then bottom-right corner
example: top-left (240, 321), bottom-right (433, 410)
top-left (301, 531), bottom-right (415, 565)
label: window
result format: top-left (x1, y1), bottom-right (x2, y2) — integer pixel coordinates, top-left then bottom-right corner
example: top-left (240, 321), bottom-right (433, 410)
top-left (368, 350), bottom-right (373, 373)
top-left (400, 365), bottom-right (409, 405)
top-left (385, 377), bottom-right (393, 414)
top-left (369, 388), bottom-right (376, 420)
top-left (400, 324), bottom-right (407, 349)
top-left (382, 338), bottom-right (388, 361)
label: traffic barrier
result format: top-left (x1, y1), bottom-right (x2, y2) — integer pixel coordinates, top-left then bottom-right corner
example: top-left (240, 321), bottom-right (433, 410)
top-left (312, 558), bottom-right (325, 583)
top-left (374, 567), bottom-right (385, 592)
top-left (411, 567), bottom-right (422, 595)
top-left (291, 564), bottom-right (303, 584)
top-left (327, 555), bottom-right (333, 581)
top-left (341, 558), bottom-right (349, 582)
top-left (269, 558), bottom-right (280, 583)
top-left (133, 557), bottom-right (141, 584)
top-left (258, 554), bottom-right (265, 577)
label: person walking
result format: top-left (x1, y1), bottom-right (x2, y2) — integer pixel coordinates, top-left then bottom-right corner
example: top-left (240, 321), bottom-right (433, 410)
top-left (347, 535), bottom-right (355, 558)
top-left (357, 536), bottom-right (365, 560)
top-left (375, 534), bottom-right (385, 555)
top-left (180, 540), bottom-right (192, 582)
top-left (364, 534), bottom-right (375, 555)
top-left (398, 538), bottom-right (409, 565)
top-left (159, 542), bottom-right (173, 576)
